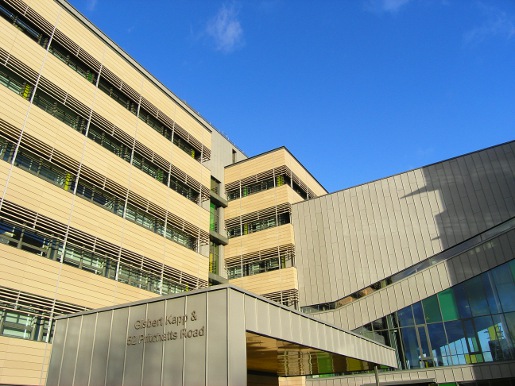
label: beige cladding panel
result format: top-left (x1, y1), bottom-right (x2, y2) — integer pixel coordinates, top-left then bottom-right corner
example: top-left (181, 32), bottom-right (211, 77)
top-left (24, 108), bottom-right (87, 163)
top-left (39, 54), bottom-right (98, 106)
top-left (0, 245), bottom-right (159, 310)
top-left (25, 0), bottom-right (60, 25)
top-left (92, 91), bottom-right (139, 137)
top-left (25, 115), bottom-right (209, 230)
top-left (230, 267), bottom-right (298, 295)
top-left (67, 200), bottom-right (208, 280)
top-left (225, 225), bottom-right (295, 257)
top-left (172, 105), bottom-right (210, 145)
top-left (139, 78), bottom-right (211, 149)
top-left (225, 148), bottom-right (326, 195)
top-left (1, 21), bottom-right (46, 70)
top-left (133, 121), bottom-right (210, 190)
top-left (133, 120), bottom-right (173, 158)
top-left (2, 168), bottom-right (208, 280)
top-left (118, 220), bottom-right (209, 280)
top-left (225, 185), bottom-right (293, 219)
top-left (3, 169), bottom-right (75, 223)
top-left (0, 338), bottom-right (49, 386)
top-left (36, 2), bottom-right (107, 60)
top-left (100, 50), bottom-right (145, 93)
top-left (225, 149), bottom-right (288, 184)
top-left (171, 148), bottom-right (211, 189)
top-left (80, 141), bottom-right (132, 185)
top-left (124, 167), bottom-right (210, 232)
top-left (282, 151), bottom-right (326, 196)
top-left (0, 87), bottom-right (31, 128)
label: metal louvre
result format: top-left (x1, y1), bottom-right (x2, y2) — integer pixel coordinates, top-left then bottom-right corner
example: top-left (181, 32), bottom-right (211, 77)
top-left (37, 77), bottom-right (67, 104)
top-left (111, 126), bottom-right (134, 149)
top-left (225, 166), bottom-right (318, 199)
top-left (0, 284), bottom-right (88, 320)
top-left (90, 111), bottom-right (115, 135)
top-left (156, 111), bottom-right (175, 132)
top-left (0, 48), bottom-right (210, 200)
top-left (67, 227), bottom-right (98, 253)
top-left (3, 49), bottom-right (209, 199)
top-left (240, 169), bottom-right (275, 187)
top-left (162, 265), bottom-right (208, 290)
top-left (52, 29), bottom-right (80, 57)
top-left (0, 118), bottom-right (22, 142)
top-left (47, 146), bottom-right (80, 174)
top-left (65, 93), bottom-right (92, 119)
top-left (1, 48), bottom-right (38, 84)
top-left (99, 67), bottom-right (122, 90)
top-left (0, 200), bottom-right (38, 229)
top-left (121, 82), bottom-right (140, 104)
top-left (22, 5), bottom-right (54, 36)
top-left (77, 48), bottom-right (101, 73)
top-left (140, 97), bottom-right (158, 117)
top-left (224, 244), bottom-right (295, 268)
top-left (262, 289), bottom-right (299, 308)
top-left (4, 0), bottom-right (28, 16)
top-left (2, 0), bottom-right (212, 163)
top-left (33, 214), bottom-right (67, 240)
top-left (167, 211), bottom-right (209, 245)
top-left (275, 165), bottom-right (317, 199)
top-left (0, 47), bottom-right (9, 65)
top-left (19, 132), bottom-right (53, 159)
top-left (0, 199), bottom-right (207, 291)
top-left (0, 118), bottom-right (208, 247)
top-left (225, 203), bottom-right (292, 229)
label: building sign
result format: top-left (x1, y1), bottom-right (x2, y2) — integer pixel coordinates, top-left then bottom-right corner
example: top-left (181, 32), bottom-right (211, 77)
top-left (127, 310), bottom-right (205, 346)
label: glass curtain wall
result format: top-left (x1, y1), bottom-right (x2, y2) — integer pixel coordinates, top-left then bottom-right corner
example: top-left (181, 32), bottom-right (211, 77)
top-left (354, 259), bottom-right (515, 370)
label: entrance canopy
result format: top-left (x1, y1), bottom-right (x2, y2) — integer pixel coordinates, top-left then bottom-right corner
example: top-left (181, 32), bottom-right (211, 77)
top-left (47, 285), bottom-right (396, 385)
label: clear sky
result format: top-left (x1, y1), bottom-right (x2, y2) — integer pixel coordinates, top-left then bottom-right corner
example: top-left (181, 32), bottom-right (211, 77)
top-left (68, 0), bottom-right (514, 192)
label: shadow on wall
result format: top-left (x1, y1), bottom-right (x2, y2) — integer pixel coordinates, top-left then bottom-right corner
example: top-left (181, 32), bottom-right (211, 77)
top-left (403, 141), bottom-right (514, 253)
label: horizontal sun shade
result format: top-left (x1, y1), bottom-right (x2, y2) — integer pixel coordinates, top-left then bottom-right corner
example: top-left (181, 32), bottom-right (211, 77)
top-left (225, 165), bottom-right (318, 201)
top-left (0, 200), bottom-right (208, 291)
top-left (3, 0), bottom-right (211, 162)
top-left (0, 48), bottom-right (210, 202)
top-left (0, 118), bottom-right (210, 248)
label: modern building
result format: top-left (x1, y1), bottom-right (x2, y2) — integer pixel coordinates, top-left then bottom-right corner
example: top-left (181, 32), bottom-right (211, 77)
top-left (0, 0), bottom-right (513, 385)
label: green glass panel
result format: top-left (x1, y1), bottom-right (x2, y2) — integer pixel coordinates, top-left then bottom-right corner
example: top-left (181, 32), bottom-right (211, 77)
top-left (439, 289), bottom-right (459, 321)
top-left (422, 295), bottom-right (442, 323)
top-left (209, 203), bottom-right (216, 231)
top-left (438, 383), bottom-right (457, 386)
top-left (317, 354), bottom-right (333, 374)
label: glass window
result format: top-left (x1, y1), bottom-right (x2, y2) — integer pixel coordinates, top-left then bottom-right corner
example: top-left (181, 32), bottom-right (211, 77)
top-left (400, 326), bottom-right (419, 369)
top-left (427, 322), bottom-right (449, 366)
top-left (445, 320), bottom-right (468, 365)
top-left (413, 302), bottom-right (425, 325)
top-left (474, 315), bottom-right (494, 362)
top-left (439, 289), bottom-right (459, 321)
top-left (482, 273), bottom-right (502, 315)
top-left (422, 295), bottom-right (442, 323)
top-left (1, 311), bottom-right (33, 339)
top-left (397, 306), bottom-right (414, 327)
top-left (491, 314), bottom-right (515, 361)
top-left (491, 265), bottom-right (515, 313)
top-left (453, 283), bottom-right (472, 319)
top-left (417, 326), bottom-right (432, 366)
top-left (465, 276), bottom-right (490, 317)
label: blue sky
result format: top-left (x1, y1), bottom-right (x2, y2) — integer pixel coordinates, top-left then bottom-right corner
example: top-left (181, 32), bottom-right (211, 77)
top-left (69, 0), bottom-right (514, 192)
